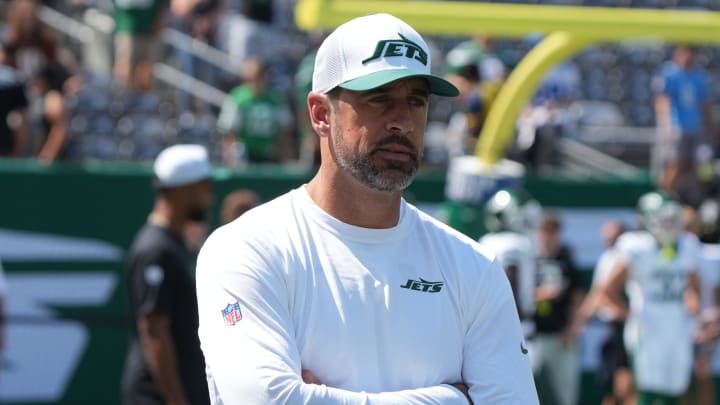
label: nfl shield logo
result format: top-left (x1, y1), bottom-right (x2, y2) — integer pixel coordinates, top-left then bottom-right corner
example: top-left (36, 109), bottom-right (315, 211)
top-left (222, 302), bottom-right (242, 326)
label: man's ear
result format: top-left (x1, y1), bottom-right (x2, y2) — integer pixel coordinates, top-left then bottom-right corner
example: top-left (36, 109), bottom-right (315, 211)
top-left (308, 92), bottom-right (332, 138)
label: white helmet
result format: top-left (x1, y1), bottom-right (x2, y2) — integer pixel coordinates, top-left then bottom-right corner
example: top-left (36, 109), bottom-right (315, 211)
top-left (484, 189), bottom-right (541, 233)
top-left (637, 192), bottom-right (683, 245)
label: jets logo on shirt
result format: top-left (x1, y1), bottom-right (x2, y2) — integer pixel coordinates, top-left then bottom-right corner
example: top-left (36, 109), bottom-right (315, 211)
top-left (222, 302), bottom-right (243, 326)
top-left (400, 278), bottom-right (444, 293)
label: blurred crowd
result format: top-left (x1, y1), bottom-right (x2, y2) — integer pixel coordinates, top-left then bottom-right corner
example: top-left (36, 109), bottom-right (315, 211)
top-left (0, 0), bottom-right (307, 165)
top-left (0, 0), bottom-right (717, 186)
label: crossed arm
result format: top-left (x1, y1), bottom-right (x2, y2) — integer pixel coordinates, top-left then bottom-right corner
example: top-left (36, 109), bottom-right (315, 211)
top-left (196, 240), bottom-right (473, 404)
top-left (196, 270), bottom-right (472, 403)
top-left (302, 369), bottom-right (473, 404)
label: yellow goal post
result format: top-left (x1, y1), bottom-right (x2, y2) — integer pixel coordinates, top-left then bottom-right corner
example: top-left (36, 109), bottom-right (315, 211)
top-left (295, 0), bottom-right (720, 164)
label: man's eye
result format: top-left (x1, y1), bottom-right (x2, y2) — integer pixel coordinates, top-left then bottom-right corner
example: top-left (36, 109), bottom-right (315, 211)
top-left (409, 97), bottom-right (428, 107)
top-left (368, 96), bottom-right (389, 104)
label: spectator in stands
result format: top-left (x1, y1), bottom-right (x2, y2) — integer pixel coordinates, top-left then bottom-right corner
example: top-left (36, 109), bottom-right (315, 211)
top-left (216, 0), bottom-right (282, 68)
top-left (531, 51), bottom-right (582, 110)
top-left (169, 0), bottom-right (223, 113)
top-left (444, 35), bottom-right (507, 145)
top-left (121, 144), bottom-right (213, 405)
top-left (30, 61), bottom-right (69, 163)
top-left (112, 0), bottom-right (169, 90)
top-left (573, 219), bottom-right (636, 405)
top-left (530, 211), bottom-right (584, 405)
top-left (0, 45), bottom-right (30, 158)
top-left (2, 0), bottom-right (58, 79)
top-left (220, 188), bottom-right (260, 225)
top-left (653, 44), bottom-right (716, 206)
top-left (217, 56), bottom-right (294, 165)
top-left (443, 56), bottom-right (482, 159)
top-left (516, 34), bottom-right (582, 169)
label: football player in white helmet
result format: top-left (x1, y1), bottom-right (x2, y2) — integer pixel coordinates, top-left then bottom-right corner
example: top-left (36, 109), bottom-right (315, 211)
top-left (478, 188), bottom-right (541, 338)
top-left (579, 192), bottom-right (701, 405)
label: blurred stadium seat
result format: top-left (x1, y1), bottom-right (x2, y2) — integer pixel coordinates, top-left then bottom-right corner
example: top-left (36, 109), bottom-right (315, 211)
top-left (38, 0), bottom-right (719, 171)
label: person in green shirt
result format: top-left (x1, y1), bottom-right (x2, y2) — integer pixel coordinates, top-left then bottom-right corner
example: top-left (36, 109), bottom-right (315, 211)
top-left (217, 56), bottom-right (294, 165)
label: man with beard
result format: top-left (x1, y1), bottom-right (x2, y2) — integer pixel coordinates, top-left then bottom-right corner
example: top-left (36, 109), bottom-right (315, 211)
top-left (122, 144), bottom-right (214, 405)
top-left (195, 13), bottom-right (537, 405)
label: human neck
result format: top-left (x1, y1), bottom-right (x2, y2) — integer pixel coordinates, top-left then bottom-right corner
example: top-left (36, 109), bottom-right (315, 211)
top-left (149, 198), bottom-right (187, 236)
top-left (306, 169), bottom-right (403, 229)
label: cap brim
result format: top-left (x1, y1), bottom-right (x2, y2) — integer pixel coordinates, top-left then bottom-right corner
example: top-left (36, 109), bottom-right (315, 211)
top-left (339, 69), bottom-right (459, 97)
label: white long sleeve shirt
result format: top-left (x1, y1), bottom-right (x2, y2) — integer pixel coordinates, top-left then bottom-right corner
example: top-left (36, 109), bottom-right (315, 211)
top-left (196, 186), bottom-right (537, 404)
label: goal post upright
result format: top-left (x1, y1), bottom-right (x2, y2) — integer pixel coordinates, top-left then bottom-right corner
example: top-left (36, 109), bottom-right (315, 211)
top-left (296, 0), bottom-right (720, 164)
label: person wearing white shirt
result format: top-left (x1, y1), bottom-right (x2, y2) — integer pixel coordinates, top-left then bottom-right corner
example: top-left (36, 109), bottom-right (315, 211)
top-left (196, 13), bottom-right (538, 405)
top-left (478, 188), bottom-right (540, 339)
top-left (583, 193), bottom-right (701, 405)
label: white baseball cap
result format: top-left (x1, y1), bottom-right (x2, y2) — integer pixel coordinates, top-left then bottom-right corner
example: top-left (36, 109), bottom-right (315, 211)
top-left (312, 13), bottom-right (459, 97)
top-left (153, 144), bottom-right (212, 188)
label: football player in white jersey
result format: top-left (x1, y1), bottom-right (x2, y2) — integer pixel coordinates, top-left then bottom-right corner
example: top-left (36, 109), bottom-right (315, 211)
top-left (593, 192), bottom-right (701, 405)
top-left (478, 188), bottom-right (540, 338)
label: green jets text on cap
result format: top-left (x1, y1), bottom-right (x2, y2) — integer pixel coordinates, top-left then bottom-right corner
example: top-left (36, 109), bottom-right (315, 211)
top-left (362, 33), bottom-right (428, 66)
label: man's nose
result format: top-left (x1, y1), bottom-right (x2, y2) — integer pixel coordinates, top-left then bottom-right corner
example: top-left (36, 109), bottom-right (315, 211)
top-left (385, 102), bottom-right (415, 134)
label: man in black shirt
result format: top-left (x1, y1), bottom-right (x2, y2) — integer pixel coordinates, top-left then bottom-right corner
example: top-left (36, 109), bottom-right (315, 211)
top-left (530, 212), bottom-right (584, 405)
top-left (122, 144), bottom-right (214, 405)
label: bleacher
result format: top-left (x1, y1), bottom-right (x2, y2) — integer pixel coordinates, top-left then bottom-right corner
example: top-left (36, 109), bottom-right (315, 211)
top-left (22, 0), bottom-right (720, 171)
top-left (62, 72), bottom-right (222, 162)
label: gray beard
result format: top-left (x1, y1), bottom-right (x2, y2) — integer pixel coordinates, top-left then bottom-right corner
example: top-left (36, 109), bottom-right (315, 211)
top-left (332, 130), bottom-right (420, 193)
